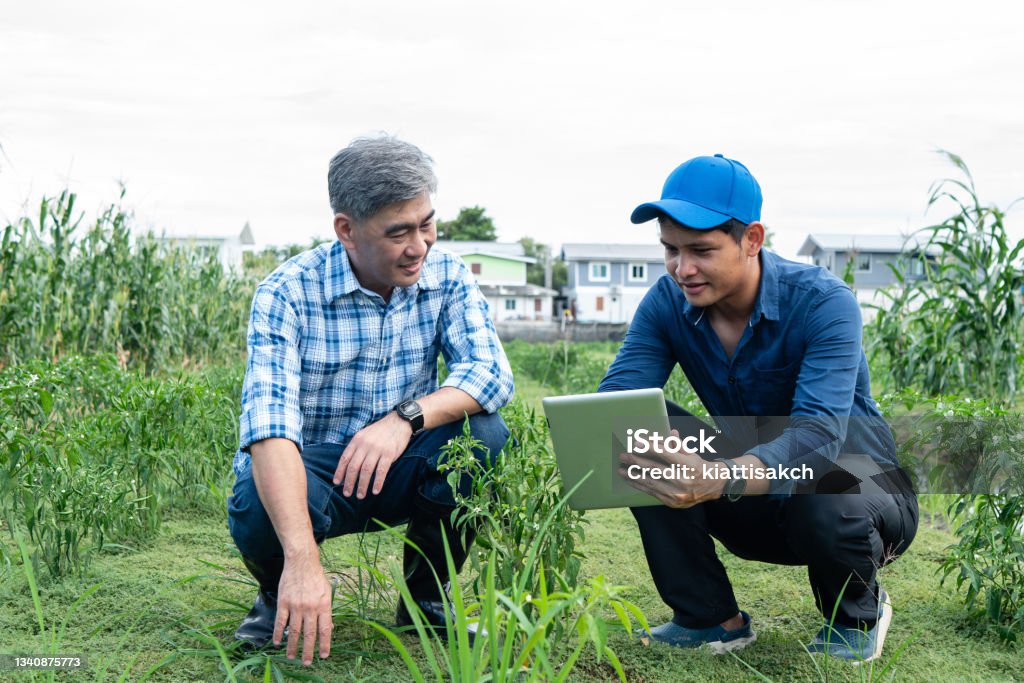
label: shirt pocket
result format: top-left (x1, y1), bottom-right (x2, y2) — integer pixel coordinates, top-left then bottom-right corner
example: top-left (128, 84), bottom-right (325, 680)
top-left (742, 360), bottom-right (799, 416)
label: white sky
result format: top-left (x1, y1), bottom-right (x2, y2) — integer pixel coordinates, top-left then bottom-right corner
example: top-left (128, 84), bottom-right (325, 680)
top-left (2, 0), bottom-right (1022, 260)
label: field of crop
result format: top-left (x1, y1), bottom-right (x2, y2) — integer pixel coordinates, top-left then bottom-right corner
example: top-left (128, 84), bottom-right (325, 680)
top-left (2, 177), bottom-right (1023, 682)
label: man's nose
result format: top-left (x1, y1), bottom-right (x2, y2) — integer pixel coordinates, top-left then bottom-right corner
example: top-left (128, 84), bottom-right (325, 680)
top-left (407, 231), bottom-right (428, 257)
top-left (675, 255), bottom-right (697, 280)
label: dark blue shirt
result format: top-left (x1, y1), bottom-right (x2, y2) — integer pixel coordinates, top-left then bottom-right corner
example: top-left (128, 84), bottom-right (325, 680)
top-left (599, 250), bottom-right (894, 475)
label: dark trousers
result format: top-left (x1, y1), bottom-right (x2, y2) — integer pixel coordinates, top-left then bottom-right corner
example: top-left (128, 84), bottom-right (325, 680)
top-left (228, 412), bottom-right (510, 563)
top-left (632, 491), bottom-right (919, 630)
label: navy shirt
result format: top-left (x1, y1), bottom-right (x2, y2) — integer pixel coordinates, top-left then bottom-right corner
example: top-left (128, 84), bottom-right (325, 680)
top-left (599, 250), bottom-right (895, 474)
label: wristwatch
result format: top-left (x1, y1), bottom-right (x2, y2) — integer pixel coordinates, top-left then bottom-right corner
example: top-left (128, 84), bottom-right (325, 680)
top-left (395, 399), bottom-right (425, 437)
top-left (717, 458), bottom-right (747, 502)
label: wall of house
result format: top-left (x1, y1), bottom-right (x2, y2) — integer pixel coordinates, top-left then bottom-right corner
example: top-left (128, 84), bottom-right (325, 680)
top-left (454, 253), bottom-right (525, 285)
top-left (490, 294), bottom-right (553, 322)
top-left (569, 260), bottom-right (663, 288)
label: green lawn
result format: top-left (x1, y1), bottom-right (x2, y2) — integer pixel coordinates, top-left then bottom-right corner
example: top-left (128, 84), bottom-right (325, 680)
top-left (1, 376), bottom-right (1021, 682)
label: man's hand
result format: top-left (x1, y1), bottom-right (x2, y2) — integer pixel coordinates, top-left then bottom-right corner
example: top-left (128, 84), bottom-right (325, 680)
top-left (333, 412), bottom-right (412, 498)
top-left (618, 429), bottom-right (728, 508)
top-left (274, 552), bottom-right (334, 666)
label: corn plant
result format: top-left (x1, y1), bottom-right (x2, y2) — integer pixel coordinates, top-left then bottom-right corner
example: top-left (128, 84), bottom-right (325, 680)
top-left (0, 190), bottom-right (252, 373)
top-left (865, 154), bottom-right (1024, 641)
top-left (868, 151), bottom-right (1024, 402)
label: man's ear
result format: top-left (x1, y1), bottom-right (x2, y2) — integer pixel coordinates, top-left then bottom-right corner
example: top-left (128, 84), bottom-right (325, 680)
top-left (744, 222), bottom-right (765, 256)
top-left (334, 213), bottom-right (356, 249)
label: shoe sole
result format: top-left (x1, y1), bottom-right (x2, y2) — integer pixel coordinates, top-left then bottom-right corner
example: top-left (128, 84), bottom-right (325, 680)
top-left (852, 593), bottom-right (892, 665)
top-left (706, 632), bottom-right (757, 655)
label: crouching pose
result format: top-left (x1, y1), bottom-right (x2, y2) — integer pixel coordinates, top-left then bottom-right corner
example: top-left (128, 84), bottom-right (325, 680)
top-left (228, 135), bottom-right (513, 665)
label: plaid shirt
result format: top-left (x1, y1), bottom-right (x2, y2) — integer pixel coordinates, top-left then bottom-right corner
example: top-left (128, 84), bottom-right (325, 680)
top-left (234, 241), bottom-right (514, 472)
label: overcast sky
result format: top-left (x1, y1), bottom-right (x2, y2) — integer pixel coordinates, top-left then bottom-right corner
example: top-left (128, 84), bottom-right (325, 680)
top-left (2, 0), bottom-right (1022, 260)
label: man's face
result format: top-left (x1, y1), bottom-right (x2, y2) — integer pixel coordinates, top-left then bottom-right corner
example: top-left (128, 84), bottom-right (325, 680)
top-left (335, 192), bottom-right (436, 300)
top-left (659, 218), bottom-right (759, 308)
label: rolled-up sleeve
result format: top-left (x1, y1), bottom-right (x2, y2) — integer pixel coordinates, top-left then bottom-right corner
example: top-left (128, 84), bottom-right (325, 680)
top-left (438, 263), bottom-right (514, 413)
top-left (239, 284), bottom-right (304, 451)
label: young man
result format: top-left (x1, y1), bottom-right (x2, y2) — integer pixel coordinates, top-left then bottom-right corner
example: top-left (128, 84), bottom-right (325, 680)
top-left (228, 135), bottom-right (513, 666)
top-left (599, 154), bottom-right (918, 662)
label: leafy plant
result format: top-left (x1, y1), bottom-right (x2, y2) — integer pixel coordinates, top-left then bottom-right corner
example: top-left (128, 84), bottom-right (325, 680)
top-left (940, 494), bottom-right (1024, 642)
top-left (868, 150), bottom-right (1024, 402)
top-left (370, 511), bottom-right (646, 682)
top-left (436, 401), bottom-right (587, 600)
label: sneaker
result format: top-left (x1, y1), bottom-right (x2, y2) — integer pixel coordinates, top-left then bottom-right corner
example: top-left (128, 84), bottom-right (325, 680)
top-left (636, 611), bottom-right (757, 654)
top-left (806, 590), bottom-right (892, 664)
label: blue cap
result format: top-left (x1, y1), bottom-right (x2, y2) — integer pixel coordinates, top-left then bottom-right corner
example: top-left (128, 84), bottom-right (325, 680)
top-left (630, 154), bottom-right (762, 228)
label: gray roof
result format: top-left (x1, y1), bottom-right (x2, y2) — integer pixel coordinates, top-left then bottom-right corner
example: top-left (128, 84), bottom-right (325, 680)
top-left (479, 284), bottom-right (558, 297)
top-left (560, 243), bottom-right (664, 262)
top-left (435, 240), bottom-right (535, 263)
top-left (798, 233), bottom-right (938, 256)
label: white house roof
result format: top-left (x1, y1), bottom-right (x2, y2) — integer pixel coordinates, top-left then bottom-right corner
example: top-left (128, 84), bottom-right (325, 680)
top-left (797, 233), bottom-right (937, 256)
top-left (561, 243), bottom-right (664, 261)
top-left (435, 241), bottom-right (536, 264)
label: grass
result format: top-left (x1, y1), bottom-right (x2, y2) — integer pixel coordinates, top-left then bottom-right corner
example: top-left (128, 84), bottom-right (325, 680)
top-left (2, 506), bottom-right (1021, 681)
top-left (1, 375), bottom-right (1021, 681)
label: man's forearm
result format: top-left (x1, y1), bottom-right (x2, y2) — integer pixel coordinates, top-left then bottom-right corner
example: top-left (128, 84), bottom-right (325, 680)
top-left (417, 386), bottom-right (483, 430)
top-left (250, 438), bottom-right (319, 560)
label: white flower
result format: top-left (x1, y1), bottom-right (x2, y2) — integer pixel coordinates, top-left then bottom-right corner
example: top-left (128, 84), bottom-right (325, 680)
top-left (944, 410), bottom-right (954, 417)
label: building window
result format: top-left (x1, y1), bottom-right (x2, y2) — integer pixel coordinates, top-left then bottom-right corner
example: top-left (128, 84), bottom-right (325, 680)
top-left (471, 262), bottom-right (481, 275)
top-left (595, 296), bottom-right (604, 312)
top-left (589, 262), bottom-right (610, 281)
top-left (534, 298), bottom-right (542, 312)
top-left (504, 299), bottom-right (516, 311)
top-left (628, 263), bottom-right (646, 281)
top-left (854, 254), bottom-right (872, 273)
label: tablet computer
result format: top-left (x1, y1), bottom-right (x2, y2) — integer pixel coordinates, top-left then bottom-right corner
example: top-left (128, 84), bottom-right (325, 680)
top-left (542, 387), bottom-right (669, 510)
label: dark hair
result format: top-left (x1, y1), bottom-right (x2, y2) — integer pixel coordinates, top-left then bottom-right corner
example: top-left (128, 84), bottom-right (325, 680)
top-left (658, 215), bottom-right (750, 244)
top-left (716, 218), bottom-right (749, 245)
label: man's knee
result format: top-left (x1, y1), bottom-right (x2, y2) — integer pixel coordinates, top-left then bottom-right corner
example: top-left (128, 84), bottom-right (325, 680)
top-left (782, 495), bottom-right (875, 560)
top-left (465, 412), bottom-right (511, 466)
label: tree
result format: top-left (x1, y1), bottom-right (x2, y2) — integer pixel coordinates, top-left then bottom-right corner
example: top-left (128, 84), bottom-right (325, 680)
top-left (437, 205), bottom-right (497, 241)
top-left (519, 236), bottom-right (567, 291)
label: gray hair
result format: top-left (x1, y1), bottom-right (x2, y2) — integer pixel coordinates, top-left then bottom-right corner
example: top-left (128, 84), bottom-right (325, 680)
top-left (327, 135), bottom-right (438, 221)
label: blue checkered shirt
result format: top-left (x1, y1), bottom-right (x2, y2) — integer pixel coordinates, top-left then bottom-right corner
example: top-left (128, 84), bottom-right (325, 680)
top-left (234, 241), bottom-right (514, 472)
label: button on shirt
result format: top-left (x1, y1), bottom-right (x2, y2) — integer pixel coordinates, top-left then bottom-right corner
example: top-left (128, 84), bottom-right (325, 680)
top-left (235, 242), bottom-right (514, 473)
top-left (599, 250), bottom-right (895, 474)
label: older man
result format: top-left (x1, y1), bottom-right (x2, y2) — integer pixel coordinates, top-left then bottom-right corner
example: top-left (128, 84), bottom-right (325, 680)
top-left (228, 135), bottom-right (513, 665)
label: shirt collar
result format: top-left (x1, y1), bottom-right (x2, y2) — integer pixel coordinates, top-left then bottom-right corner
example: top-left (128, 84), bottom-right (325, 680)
top-left (682, 249), bottom-right (780, 327)
top-left (751, 250), bottom-right (780, 324)
top-left (324, 241), bottom-right (361, 303)
top-left (323, 241), bottom-right (443, 304)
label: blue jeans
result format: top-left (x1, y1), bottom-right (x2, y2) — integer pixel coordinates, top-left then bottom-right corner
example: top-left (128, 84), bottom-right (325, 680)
top-left (228, 412), bottom-right (510, 561)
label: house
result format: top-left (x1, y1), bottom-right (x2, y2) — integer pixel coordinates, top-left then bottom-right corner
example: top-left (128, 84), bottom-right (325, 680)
top-left (797, 233), bottom-right (938, 306)
top-left (153, 222), bottom-right (256, 272)
top-left (435, 241), bottom-right (557, 322)
top-left (560, 243), bottom-right (665, 323)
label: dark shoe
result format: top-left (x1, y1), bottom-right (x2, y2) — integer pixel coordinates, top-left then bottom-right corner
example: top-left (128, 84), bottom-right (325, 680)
top-left (806, 589), bottom-right (892, 664)
top-left (394, 494), bottom-right (478, 642)
top-left (636, 611), bottom-right (756, 654)
top-left (235, 555), bottom-right (285, 651)
top-left (235, 590), bottom-right (280, 650)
